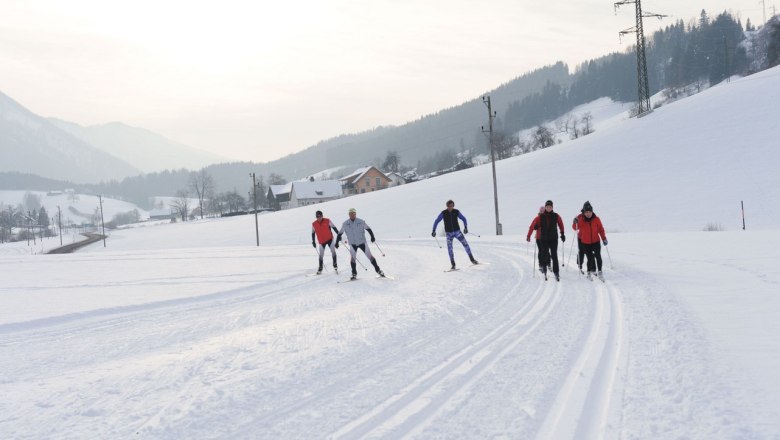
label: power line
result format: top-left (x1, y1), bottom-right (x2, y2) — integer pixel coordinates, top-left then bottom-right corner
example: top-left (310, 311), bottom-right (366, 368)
top-left (615, 0), bottom-right (666, 116)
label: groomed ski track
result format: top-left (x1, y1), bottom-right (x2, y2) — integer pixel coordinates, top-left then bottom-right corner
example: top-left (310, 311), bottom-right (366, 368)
top-left (0, 238), bottom-right (754, 439)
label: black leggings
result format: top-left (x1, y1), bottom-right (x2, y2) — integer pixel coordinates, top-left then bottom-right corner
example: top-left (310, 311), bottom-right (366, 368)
top-left (537, 239), bottom-right (559, 274)
top-left (582, 242), bottom-right (603, 272)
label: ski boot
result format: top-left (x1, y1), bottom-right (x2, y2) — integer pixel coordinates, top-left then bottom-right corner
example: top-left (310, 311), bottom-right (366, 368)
top-left (378, 270), bottom-right (385, 278)
top-left (555, 273), bottom-right (560, 282)
top-left (470, 256), bottom-right (479, 265)
top-left (350, 273), bottom-right (357, 281)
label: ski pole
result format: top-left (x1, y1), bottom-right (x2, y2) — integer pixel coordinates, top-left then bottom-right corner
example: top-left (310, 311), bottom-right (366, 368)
top-left (340, 241), bottom-right (368, 271)
top-left (561, 240), bottom-right (565, 268)
top-left (373, 241), bottom-right (385, 257)
top-left (434, 235), bottom-right (442, 249)
top-left (532, 243), bottom-right (537, 278)
top-left (605, 243), bottom-right (613, 269)
top-left (313, 245), bottom-right (328, 272)
top-left (465, 231), bottom-right (481, 237)
top-left (567, 238), bottom-right (575, 270)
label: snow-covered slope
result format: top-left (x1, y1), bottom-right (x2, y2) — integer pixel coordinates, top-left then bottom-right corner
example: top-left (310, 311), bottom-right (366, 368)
top-left (0, 91), bottom-right (141, 183)
top-left (49, 119), bottom-right (230, 173)
top-left (1, 68), bottom-right (779, 438)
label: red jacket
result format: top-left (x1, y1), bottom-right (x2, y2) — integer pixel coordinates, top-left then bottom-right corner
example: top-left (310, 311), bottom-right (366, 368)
top-left (526, 216), bottom-right (541, 241)
top-left (573, 213), bottom-right (606, 245)
top-left (312, 218), bottom-right (337, 244)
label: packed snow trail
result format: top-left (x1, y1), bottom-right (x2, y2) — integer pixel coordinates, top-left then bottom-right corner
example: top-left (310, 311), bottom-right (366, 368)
top-left (0, 239), bottom-right (764, 439)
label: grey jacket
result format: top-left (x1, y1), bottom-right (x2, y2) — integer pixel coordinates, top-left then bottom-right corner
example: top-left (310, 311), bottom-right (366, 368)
top-left (339, 217), bottom-right (373, 246)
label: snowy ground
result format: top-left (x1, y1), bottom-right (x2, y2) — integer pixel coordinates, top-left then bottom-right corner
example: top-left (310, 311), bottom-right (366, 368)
top-left (2, 67), bottom-right (780, 438)
top-left (1, 232), bottom-right (778, 439)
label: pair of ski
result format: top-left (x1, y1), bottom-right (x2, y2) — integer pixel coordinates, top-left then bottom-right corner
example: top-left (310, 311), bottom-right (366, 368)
top-left (579, 268), bottom-right (606, 283)
top-left (306, 268), bottom-right (338, 277)
top-left (338, 274), bottom-right (395, 283)
top-left (444, 261), bottom-right (489, 272)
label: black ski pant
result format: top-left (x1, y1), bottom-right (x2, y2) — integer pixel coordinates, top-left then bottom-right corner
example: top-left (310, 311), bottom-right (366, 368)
top-left (538, 238), bottom-right (559, 274)
top-left (582, 241), bottom-right (603, 272)
top-left (350, 243), bottom-right (381, 275)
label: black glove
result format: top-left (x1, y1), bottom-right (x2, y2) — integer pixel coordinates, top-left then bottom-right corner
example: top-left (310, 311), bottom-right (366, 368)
top-left (603, 239), bottom-right (608, 246)
top-left (371, 236), bottom-right (376, 243)
top-left (560, 234), bottom-right (566, 242)
top-left (573, 217), bottom-right (578, 224)
top-left (464, 227), bottom-right (468, 234)
top-left (431, 231), bottom-right (436, 237)
top-left (335, 241), bottom-right (339, 249)
top-left (312, 242), bottom-right (316, 248)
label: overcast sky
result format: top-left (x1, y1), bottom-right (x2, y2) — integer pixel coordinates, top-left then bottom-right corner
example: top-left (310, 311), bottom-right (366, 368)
top-left (0, 0), bottom-right (768, 163)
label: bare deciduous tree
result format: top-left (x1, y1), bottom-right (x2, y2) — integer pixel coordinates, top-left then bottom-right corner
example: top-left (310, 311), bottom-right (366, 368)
top-left (492, 132), bottom-right (518, 160)
top-left (580, 112), bottom-right (594, 136)
top-left (382, 150), bottom-right (401, 173)
top-left (532, 125), bottom-right (556, 150)
top-left (188, 170), bottom-right (215, 220)
top-left (170, 190), bottom-right (190, 222)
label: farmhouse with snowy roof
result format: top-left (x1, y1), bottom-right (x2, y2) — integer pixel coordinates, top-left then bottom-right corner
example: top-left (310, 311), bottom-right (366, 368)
top-left (339, 166), bottom-right (392, 196)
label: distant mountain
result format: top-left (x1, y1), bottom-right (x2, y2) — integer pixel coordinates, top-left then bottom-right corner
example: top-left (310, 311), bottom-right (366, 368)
top-left (49, 119), bottom-right (230, 173)
top-left (200, 62), bottom-right (573, 193)
top-left (0, 91), bottom-right (141, 184)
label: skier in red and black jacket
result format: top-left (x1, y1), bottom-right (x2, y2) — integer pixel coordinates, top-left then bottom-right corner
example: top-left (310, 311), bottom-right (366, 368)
top-left (311, 210), bottom-right (340, 274)
top-left (572, 200), bottom-right (607, 280)
top-left (527, 200), bottom-right (565, 280)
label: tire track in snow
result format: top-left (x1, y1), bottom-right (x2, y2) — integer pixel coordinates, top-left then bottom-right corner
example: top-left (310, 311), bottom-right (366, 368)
top-left (328, 250), bottom-right (562, 439)
top-left (534, 277), bottom-right (626, 440)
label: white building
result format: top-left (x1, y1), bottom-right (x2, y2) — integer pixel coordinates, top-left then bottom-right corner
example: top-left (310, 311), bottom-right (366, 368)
top-left (288, 180), bottom-right (342, 208)
top-left (386, 172), bottom-right (406, 187)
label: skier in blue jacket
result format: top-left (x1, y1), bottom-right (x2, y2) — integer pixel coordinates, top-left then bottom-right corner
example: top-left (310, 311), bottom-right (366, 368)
top-left (432, 200), bottom-right (478, 270)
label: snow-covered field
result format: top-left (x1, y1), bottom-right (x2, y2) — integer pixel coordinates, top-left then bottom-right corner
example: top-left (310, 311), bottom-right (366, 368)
top-left (2, 67), bottom-right (780, 438)
top-left (0, 190), bottom-right (149, 226)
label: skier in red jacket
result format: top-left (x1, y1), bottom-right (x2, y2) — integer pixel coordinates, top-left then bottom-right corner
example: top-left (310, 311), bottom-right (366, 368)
top-left (572, 201), bottom-right (607, 280)
top-left (311, 210), bottom-right (340, 274)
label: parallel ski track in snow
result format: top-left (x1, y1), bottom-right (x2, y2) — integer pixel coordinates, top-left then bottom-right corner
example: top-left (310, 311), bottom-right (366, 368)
top-left (1, 240), bottom-right (632, 439)
top-left (328, 249), bottom-right (562, 439)
top-left (535, 276), bottom-right (627, 440)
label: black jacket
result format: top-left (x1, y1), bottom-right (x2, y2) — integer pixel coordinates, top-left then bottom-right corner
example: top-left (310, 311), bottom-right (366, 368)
top-left (538, 211), bottom-right (561, 241)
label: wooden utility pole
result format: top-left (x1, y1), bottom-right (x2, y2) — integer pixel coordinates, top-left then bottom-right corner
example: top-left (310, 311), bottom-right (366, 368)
top-left (250, 173), bottom-right (259, 246)
top-left (57, 205), bottom-right (63, 246)
top-left (481, 95), bottom-right (502, 235)
top-left (98, 195), bottom-right (106, 247)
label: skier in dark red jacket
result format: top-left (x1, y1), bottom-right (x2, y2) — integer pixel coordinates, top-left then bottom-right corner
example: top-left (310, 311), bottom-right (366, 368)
top-left (527, 200), bottom-right (565, 280)
top-left (311, 210), bottom-right (340, 274)
top-left (572, 201), bottom-right (607, 281)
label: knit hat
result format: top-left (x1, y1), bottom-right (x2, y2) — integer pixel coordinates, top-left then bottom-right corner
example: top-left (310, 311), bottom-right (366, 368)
top-left (348, 208), bottom-right (357, 214)
top-left (545, 200), bottom-right (553, 207)
top-left (582, 201), bottom-right (593, 212)
top-left (538, 206), bottom-right (545, 214)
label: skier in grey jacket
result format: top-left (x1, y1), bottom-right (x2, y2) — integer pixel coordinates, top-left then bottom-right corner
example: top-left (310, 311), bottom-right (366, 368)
top-left (336, 208), bottom-right (384, 279)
